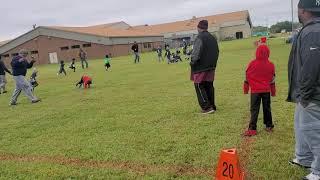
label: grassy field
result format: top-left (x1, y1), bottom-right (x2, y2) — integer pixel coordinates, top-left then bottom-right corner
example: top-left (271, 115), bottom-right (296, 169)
top-left (0, 38), bottom-right (308, 179)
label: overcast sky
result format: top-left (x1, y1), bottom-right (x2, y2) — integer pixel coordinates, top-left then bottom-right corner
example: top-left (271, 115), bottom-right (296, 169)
top-left (0, 0), bottom-right (300, 41)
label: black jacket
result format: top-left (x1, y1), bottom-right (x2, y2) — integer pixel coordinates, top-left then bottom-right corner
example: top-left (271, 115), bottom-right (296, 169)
top-left (11, 55), bottom-right (34, 76)
top-left (131, 44), bottom-right (139, 53)
top-left (0, 60), bottom-right (11, 75)
top-left (190, 31), bottom-right (219, 74)
top-left (288, 17), bottom-right (320, 106)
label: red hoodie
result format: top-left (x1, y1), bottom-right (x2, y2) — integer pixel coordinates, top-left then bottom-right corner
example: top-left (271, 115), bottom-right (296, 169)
top-left (243, 45), bottom-right (276, 96)
top-left (260, 37), bottom-right (267, 44)
top-left (82, 75), bottom-right (92, 89)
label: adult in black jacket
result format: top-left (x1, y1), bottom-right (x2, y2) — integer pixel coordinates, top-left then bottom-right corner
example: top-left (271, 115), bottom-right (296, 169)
top-left (131, 41), bottom-right (140, 63)
top-left (287, 1), bottom-right (320, 179)
top-left (190, 20), bottom-right (219, 114)
top-left (0, 56), bottom-right (12, 94)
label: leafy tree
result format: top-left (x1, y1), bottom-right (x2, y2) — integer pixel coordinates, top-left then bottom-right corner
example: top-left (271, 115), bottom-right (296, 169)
top-left (270, 21), bottom-right (302, 33)
top-left (252, 26), bottom-right (268, 33)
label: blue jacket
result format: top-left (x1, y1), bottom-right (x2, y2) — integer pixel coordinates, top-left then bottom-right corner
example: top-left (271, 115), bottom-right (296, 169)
top-left (11, 55), bottom-right (34, 76)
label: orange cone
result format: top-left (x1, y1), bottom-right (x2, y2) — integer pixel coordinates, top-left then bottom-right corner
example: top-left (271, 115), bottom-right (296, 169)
top-left (215, 148), bottom-right (245, 180)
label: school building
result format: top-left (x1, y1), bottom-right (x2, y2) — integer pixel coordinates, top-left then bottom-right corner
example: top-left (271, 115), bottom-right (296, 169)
top-left (132, 10), bottom-right (252, 47)
top-left (0, 22), bottom-right (164, 65)
top-left (0, 10), bottom-right (252, 65)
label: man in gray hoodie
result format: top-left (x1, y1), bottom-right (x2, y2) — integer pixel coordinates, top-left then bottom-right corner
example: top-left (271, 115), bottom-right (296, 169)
top-left (288, 0), bottom-right (320, 179)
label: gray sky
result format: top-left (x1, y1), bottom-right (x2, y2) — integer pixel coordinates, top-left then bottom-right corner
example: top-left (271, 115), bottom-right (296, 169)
top-left (0, 0), bottom-right (300, 41)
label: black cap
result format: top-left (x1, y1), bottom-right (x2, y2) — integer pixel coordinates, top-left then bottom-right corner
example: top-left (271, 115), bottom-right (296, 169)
top-left (198, 20), bottom-right (208, 30)
top-left (298, 0), bottom-right (320, 12)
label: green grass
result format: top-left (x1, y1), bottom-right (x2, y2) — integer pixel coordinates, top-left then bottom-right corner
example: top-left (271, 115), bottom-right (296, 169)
top-left (0, 38), bottom-right (307, 179)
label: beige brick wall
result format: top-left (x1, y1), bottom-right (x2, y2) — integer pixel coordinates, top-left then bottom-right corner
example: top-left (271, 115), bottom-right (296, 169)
top-left (219, 22), bottom-right (252, 40)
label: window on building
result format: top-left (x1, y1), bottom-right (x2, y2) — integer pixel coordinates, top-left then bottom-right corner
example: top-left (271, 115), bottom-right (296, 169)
top-left (11, 53), bottom-right (19, 57)
top-left (83, 43), bottom-right (92, 48)
top-left (148, 43), bottom-right (152, 48)
top-left (31, 50), bottom-right (39, 54)
top-left (3, 54), bottom-right (9, 58)
top-left (71, 45), bottom-right (80, 49)
top-left (236, 32), bottom-right (244, 39)
top-left (143, 43), bottom-right (148, 48)
top-left (61, 46), bottom-right (69, 51)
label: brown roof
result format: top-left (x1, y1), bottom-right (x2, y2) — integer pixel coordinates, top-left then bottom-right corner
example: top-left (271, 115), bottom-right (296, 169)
top-left (86, 21), bottom-right (129, 28)
top-left (47, 22), bottom-right (162, 38)
top-left (45, 10), bottom-right (250, 38)
top-left (132, 10), bottom-right (251, 34)
top-left (0, 40), bottom-right (11, 46)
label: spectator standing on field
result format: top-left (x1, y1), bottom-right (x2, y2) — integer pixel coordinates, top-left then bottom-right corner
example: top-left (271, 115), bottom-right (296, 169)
top-left (156, 46), bottom-right (163, 62)
top-left (131, 41), bottom-right (140, 63)
top-left (0, 56), bottom-right (12, 94)
top-left (287, 0), bottom-right (320, 179)
top-left (164, 43), bottom-right (169, 51)
top-left (183, 39), bottom-right (188, 55)
top-left (10, 49), bottom-right (40, 105)
top-left (165, 48), bottom-right (171, 64)
top-left (190, 20), bottom-right (219, 114)
top-left (79, 48), bottom-right (88, 69)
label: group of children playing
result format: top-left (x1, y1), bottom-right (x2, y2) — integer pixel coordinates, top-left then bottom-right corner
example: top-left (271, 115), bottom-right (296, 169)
top-left (26, 54), bottom-right (111, 91)
top-left (56, 54), bottom-right (112, 76)
top-left (157, 45), bottom-right (189, 64)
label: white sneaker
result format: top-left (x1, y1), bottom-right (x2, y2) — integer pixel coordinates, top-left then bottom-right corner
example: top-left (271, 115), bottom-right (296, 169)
top-left (303, 173), bottom-right (320, 180)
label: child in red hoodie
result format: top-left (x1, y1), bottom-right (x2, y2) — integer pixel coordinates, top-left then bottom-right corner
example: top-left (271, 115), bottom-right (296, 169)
top-left (243, 45), bottom-right (276, 136)
top-left (76, 75), bottom-right (92, 89)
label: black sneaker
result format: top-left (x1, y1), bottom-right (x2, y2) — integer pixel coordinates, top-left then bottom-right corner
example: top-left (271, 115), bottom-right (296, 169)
top-left (9, 102), bottom-right (17, 106)
top-left (32, 99), bottom-right (41, 104)
top-left (289, 159), bottom-right (311, 169)
top-left (2, 91), bottom-right (7, 94)
top-left (201, 108), bottom-right (215, 115)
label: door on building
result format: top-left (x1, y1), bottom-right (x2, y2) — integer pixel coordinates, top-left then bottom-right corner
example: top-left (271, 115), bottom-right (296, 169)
top-left (49, 52), bottom-right (58, 64)
top-left (236, 32), bottom-right (244, 39)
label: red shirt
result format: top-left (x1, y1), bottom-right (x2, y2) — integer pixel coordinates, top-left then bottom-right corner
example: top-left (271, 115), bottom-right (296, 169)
top-left (82, 75), bottom-right (92, 88)
top-left (190, 70), bottom-right (215, 83)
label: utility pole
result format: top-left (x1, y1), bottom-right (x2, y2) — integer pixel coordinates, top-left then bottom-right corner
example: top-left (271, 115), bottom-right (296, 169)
top-left (266, 18), bottom-right (269, 35)
top-left (291, 0), bottom-right (295, 32)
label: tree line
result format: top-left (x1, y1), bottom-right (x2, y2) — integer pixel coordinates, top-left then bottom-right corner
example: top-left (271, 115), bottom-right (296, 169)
top-left (253, 21), bottom-right (302, 34)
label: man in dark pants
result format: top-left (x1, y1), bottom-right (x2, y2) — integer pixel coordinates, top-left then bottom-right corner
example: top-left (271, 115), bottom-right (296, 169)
top-left (287, 0), bottom-right (320, 179)
top-left (190, 20), bottom-right (219, 114)
top-left (0, 56), bottom-right (12, 94)
top-left (131, 41), bottom-right (140, 63)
